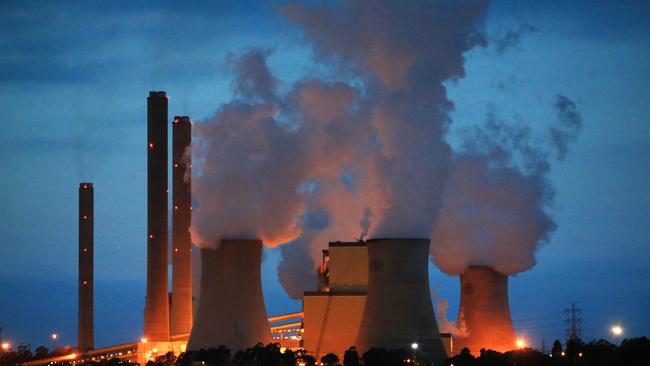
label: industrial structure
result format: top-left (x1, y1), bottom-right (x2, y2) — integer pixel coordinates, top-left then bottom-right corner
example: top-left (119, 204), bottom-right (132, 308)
top-left (171, 116), bottom-right (193, 337)
top-left (303, 242), bottom-right (368, 359)
top-left (78, 183), bottom-right (94, 352)
top-left (356, 239), bottom-right (447, 365)
top-left (188, 240), bottom-right (272, 351)
top-left (21, 90), bottom-right (524, 366)
top-left (144, 91), bottom-right (170, 342)
top-left (455, 266), bottom-right (516, 355)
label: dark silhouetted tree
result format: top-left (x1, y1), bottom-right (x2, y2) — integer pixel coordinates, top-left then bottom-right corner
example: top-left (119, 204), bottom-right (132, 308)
top-left (343, 347), bottom-right (360, 366)
top-left (362, 348), bottom-right (407, 366)
top-left (616, 337), bottom-right (650, 366)
top-left (321, 353), bottom-right (339, 366)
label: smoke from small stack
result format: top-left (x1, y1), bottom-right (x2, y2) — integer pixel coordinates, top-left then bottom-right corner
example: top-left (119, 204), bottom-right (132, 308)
top-left (78, 183), bottom-right (94, 352)
top-left (455, 266), bottom-right (516, 354)
top-left (187, 240), bottom-right (271, 352)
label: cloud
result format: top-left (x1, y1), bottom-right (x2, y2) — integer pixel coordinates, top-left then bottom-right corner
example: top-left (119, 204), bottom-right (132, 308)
top-left (492, 23), bottom-right (538, 54)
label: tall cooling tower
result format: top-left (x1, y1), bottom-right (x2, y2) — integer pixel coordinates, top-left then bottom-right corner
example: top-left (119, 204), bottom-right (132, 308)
top-left (187, 240), bottom-right (272, 352)
top-left (456, 266), bottom-right (516, 354)
top-left (144, 91), bottom-right (170, 341)
top-left (171, 116), bottom-right (192, 336)
top-left (78, 183), bottom-right (94, 351)
top-left (356, 238), bottom-right (447, 364)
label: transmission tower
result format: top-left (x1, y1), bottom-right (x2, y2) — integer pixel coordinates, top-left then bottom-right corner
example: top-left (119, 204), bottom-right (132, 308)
top-left (565, 302), bottom-right (582, 341)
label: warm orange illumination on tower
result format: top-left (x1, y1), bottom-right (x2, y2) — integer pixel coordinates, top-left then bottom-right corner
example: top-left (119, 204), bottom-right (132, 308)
top-left (455, 266), bottom-right (516, 354)
top-left (171, 116), bottom-right (192, 336)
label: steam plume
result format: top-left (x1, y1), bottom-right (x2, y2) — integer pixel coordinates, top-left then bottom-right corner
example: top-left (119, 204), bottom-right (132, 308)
top-left (431, 99), bottom-right (582, 275)
top-left (276, 0), bottom-right (490, 296)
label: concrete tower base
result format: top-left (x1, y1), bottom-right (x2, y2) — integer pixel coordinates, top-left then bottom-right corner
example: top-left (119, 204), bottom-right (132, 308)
top-left (356, 238), bottom-right (447, 365)
top-left (187, 240), bottom-right (272, 352)
top-left (456, 266), bottom-right (516, 354)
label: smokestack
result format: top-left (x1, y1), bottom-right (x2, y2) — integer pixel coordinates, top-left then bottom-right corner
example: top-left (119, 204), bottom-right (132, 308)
top-left (171, 116), bottom-right (192, 336)
top-left (187, 240), bottom-right (272, 352)
top-left (456, 266), bottom-right (516, 354)
top-left (144, 91), bottom-right (170, 341)
top-left (78, 182), bottom-right (94, 351)
top-left (356, 239), bottom-right (446, 364)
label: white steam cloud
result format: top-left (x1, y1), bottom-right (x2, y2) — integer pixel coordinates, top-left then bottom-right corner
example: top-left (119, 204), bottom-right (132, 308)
top-left (189, 1), bottom-right (581, 296)
top-left (431, 98), bottom-right (582, 275)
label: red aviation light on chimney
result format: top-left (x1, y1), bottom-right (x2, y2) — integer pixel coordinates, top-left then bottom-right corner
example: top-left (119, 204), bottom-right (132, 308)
top-left (149, 142), bottom-right (154, 149)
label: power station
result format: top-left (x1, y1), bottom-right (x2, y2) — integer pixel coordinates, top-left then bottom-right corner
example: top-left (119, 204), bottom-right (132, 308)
top-left (38, 91), bottom-right (527, 366)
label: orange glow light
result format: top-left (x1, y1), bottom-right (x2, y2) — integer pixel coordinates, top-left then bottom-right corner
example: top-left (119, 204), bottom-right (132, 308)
top-left (516, 339), bottom-right (526, 349)
top-left (1, 342), bottom-right (10, 351)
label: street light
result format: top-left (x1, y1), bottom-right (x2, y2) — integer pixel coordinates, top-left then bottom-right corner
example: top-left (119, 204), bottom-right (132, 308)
top-left (1, 342), bottom-right (10, 351)
top-left (411, 342), bottom-right (418, 361)
top-left (610, 325), bottom-right (623, 337)
top-left (51, 333), bottom-right (58, 350)
top-left (516, 338), bottom-right (526, 349)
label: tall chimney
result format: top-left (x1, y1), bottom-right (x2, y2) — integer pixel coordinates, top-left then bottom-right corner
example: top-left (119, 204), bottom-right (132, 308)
top-left (171, 116), bottom-right (192, 336)
top-left (78, 183), bottom-right (94, 351)
top-left (356, 238), bottom-right (447, 365)
top-left (187, 240), bottom-right (272, 352)
top-left (455, 266), bottom-right (516, 354)
top-left (144, 91), bottom-right (170, 341)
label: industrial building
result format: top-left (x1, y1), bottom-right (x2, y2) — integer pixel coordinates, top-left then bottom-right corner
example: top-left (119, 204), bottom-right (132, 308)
top-left (303, 241), bottom-right (453, 362)
top-left (21, 90), bottom-right (521, 366)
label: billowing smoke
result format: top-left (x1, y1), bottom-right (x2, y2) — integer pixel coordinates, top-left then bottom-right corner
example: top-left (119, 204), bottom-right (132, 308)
top-left (283, 0), bottom-right (488, 237)
top-left (431, 97), bottom-right (582, 275)
top-left (190, 50), bottom-right (305, 248)
top-left (191, 49), bottom-right (370, 249)
top-left (275, 0), bottom-right (490, 296)
top-left (192, 1), bottom-right (576, 297)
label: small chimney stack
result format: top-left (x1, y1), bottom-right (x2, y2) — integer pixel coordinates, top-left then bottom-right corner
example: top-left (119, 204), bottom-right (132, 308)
top-left (78, 183), bottom-right (94, 351)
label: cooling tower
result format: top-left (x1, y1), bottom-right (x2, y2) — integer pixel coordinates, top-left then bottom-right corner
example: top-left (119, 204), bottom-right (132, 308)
top-left (144, 91), bottom-right (170, 341)
top-left (78, 183), bottom-right (94, 351)
top-left (455, 266), bottom-right (516, 354)
top-left (171, 116), bottom-right (192, 336)
top-left (187, 240), bottom-right (272, 352)
top-left (356, 238), bottom-right (447, 364)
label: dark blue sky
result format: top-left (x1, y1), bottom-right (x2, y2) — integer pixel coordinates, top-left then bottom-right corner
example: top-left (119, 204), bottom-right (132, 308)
top-left (0, 0), bottom-right (648, 351)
